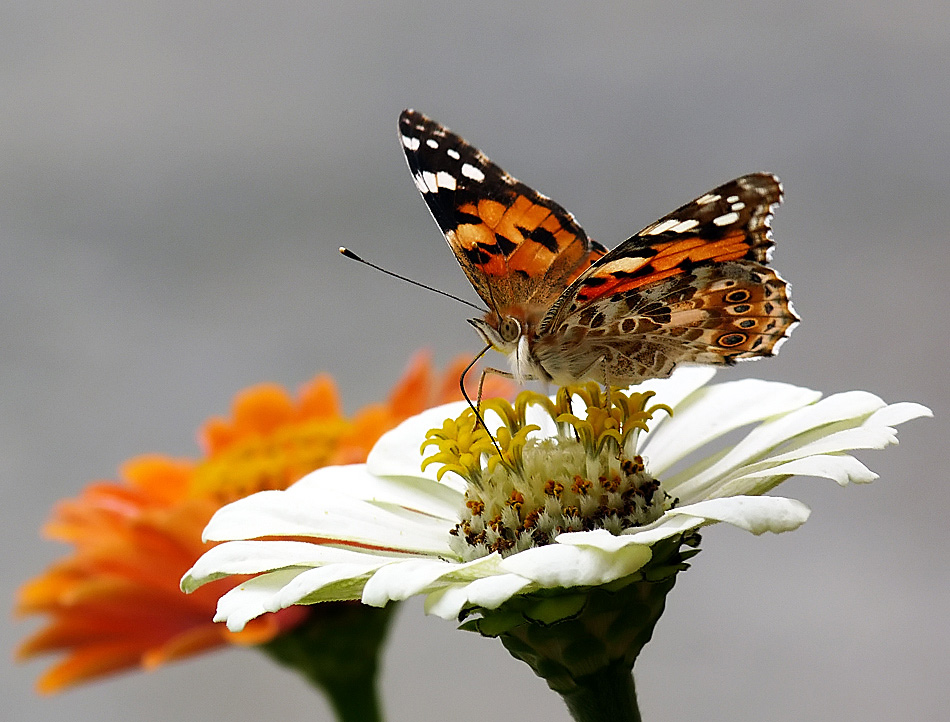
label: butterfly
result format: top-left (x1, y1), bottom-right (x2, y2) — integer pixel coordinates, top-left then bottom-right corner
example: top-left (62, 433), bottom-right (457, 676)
top-left (399, 109), bottom-right (798, 387)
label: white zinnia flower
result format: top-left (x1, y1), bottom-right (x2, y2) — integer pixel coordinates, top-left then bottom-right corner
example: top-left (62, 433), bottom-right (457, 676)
top-left (182, 368), bottom-right (929, 630)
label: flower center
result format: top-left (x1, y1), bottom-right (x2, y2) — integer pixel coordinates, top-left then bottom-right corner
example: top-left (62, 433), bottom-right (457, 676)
top-left (422, 384), bottom-right (672, 560)
top-left (189, 418), bottom-right (352, 504)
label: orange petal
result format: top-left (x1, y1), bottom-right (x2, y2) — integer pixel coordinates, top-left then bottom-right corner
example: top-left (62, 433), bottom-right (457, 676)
top-left (33, 643), bottom-right (149, 694)
top-left (297, 374), bottom-right (343, 419)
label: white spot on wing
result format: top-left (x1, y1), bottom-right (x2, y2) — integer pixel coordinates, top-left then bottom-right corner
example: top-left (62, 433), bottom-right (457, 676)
top-left (436, 171), bottom-right (456, 190)
top-left (447, 148), bottom-right (461, 160)
top-left (713, 211), bottom-right (740, 226)
top-left (731, 201), bottom-right (746, 211)
top-left (696, 193), bottom-right (721, 205)
top-left (461, 163), bottom-right (485, 182)
top-left (594, 256), bottom-right (654, 276)
top-left (422, 171), bottom-right (439, 194)
top-left (726, 195), bottom-right (739, 203)
top-left (401, 135), bottom-right (420, 151)
top-left (413, 172), bottom-right (428, 193)
top-left (671, 219), bottom-right (700, 233)
top-left (426, 138), bottom-right (439, 149)
top-left (645, 219), bottom-right (680, 235)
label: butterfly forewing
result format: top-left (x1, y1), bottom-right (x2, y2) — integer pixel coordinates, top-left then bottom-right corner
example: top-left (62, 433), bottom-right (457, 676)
top-left (399, 110), bottom-right (606, 315)
top-left (634, 173), bottom-right (782, 261)
top-left (541, 174), bottom-right (784, 331)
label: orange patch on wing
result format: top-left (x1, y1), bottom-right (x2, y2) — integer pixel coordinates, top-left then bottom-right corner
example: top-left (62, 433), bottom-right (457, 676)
top-left (453, 222), bottom-right (495, 249)
top-left (576, 267), bottom-right (683, 302)
top-left (552, 229), bottom-right (584, 259)
top-left (469, 199), bottom-right (506, 227)
top-left (651, 233), bottom-right (750, 270)
top-left (497, 196), bottom-right (551, 235)
top-left (507, 245), bottom-right (557, 276)
top-left (449, 226), bottom-right (507, 277)
top-left (539, 213), bottom-right (564, 234)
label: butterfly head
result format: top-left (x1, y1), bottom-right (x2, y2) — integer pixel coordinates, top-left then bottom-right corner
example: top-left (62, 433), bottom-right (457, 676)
top-left (469, 311), bottom-right (554, 385)
top-left (468, 314), bottom-right (521, 353)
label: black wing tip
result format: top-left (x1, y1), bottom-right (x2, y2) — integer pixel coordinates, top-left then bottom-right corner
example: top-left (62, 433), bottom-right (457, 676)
top-left (732, 172), bottom-right (783, 206)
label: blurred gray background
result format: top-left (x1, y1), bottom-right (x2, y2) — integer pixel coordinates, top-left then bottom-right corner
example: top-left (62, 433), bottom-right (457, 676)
top-left (4, 2), bottom-right (947, 720)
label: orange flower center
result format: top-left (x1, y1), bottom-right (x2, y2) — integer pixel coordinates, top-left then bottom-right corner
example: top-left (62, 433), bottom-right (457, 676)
top-left (189, 417), bottom-right (353, 504)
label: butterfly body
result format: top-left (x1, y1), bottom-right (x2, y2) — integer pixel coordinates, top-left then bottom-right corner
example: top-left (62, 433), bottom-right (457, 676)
top-left (399, 109), bottom-right (798, 387)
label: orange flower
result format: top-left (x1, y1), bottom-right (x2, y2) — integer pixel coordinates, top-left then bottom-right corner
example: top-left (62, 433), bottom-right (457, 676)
top-left (16, 352), bottom-right (511, 693)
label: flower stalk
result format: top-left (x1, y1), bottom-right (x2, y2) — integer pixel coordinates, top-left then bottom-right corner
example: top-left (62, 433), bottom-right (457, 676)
top-left (261, 604), bottom-right (395, 722)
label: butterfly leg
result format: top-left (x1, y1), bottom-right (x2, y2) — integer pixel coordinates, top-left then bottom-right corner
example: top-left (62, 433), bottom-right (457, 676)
top-left (476, 366), bottom-right (514, 409)
top-left (601, 358), bottom-right (613, 409)
top-left (459, 346), bottom-right (509, 459)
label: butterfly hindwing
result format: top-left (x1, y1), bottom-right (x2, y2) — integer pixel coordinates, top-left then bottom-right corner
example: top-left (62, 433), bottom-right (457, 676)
top-left (399, 110), bottom-right (606, 314)
top-left (535, 261), bottom-right (796, 384)
top-left (535, 174), bottom-right (796, 384)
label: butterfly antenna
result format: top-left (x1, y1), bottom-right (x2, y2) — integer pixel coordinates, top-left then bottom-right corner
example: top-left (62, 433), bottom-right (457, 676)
top-left (461, 345), bottom-right (505, 458)
top-left (339, 247), bottom-right (484, 311)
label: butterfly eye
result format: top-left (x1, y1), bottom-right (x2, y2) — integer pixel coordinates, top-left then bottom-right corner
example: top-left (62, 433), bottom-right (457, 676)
top-left (498, 316), bottom-right (522, 342)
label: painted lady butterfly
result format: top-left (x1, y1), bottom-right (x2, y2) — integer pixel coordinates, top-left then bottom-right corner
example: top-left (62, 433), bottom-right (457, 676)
top-left (399, 109), bottom-right (798, 387)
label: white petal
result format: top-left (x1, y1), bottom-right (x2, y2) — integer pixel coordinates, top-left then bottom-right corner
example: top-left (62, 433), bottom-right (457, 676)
top-left (214, 568), bottom-right (308, 631)
top-left (667, 496), bottom-right (811, 535)
top-left (555, 527), bottom-right (644, 552)
top-left (643, 378), bottom-right (821, 477)
top-left (734, 453), bottom-right (877, 486)
top-left (634, 366), bottom-right (718, 403)
top-left (456, 573), bottom-right (536, 609)
top-left (361, 558), bottom-right (454, 605)
top-left (499, 541), bottom-right (653, 587)
top-left (368, 402), bottom-right (469, 484)
top-left (867, 401), bottom-right (932, 426)
top-left (762, 425), bottom-right (897, 461)
top-left (294, 464), bottom-right (465, 520)
top-left (214, 560), bottom-right (389, 631)
top-left (182, 539), bottom-right (394, 591)
top-left (671, 392), bottom-right (926, 500)
top-left (666, 392), bottom-right (875, 500)
top-left (361, 554), bottom-right (503, 605)
top-left (272, 562), bottom-right (387, 605)
top-left (201, 471), bottom-right (455, 556)
top-left (424, 573), bottom-right (536, 619)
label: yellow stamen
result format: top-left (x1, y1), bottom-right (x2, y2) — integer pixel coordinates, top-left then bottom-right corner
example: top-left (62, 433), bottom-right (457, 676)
top-left (423, 384), bottom-right (674, 560)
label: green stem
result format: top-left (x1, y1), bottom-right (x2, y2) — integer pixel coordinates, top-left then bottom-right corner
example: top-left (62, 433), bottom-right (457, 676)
top-left (561, 665), bottom-right (641, 722)
top-left (260, 603), bottom-right (396, 722)
top-left (313, 661), bottom-right (384, 722)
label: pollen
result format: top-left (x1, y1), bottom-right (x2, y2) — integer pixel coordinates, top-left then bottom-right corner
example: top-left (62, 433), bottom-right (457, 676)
top-left (422, 384), bottom-right (673, 560)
